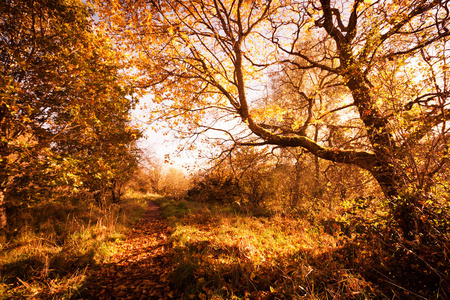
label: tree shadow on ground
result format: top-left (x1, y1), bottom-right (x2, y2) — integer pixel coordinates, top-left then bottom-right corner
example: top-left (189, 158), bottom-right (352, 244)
top-left (74, 198), bottom-right (449, 300)
top-left (166, 230), bottom-right (449, 299)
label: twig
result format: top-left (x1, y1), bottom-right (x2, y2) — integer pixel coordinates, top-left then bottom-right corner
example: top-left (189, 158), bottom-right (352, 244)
top-left (373, 269), bottom-right (428, 300)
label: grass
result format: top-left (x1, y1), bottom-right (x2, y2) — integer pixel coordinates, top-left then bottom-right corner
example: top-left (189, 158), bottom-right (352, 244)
top-left (156, 196), bottom-right (449, 299)
top-left (155, 197), bottom-right (379, 299)
top-left (0, 193), bottom-right (150, 300)
top-left (2, 193), bottom-right (445, 299)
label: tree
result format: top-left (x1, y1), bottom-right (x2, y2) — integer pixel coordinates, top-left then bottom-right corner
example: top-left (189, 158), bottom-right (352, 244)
top-left (0, 0), bottom-right (141, 227)
top-left (95, 0), bottom-right (450, 238)
top-left (206, 146), bottom-right (281, 207)
top-left (127, 152), bottom-right (164, 194)
top-left (159, 166), bottom-right (191, 196)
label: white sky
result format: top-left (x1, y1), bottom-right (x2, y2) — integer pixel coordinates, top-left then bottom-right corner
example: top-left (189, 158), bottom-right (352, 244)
top-left (131, 96), bottom-right (207, 173)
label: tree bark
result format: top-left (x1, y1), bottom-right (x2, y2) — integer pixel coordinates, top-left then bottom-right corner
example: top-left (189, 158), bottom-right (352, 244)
top-left (0, 190), bottom-right (6, 229)
top-left (1, 106), bottom-right (8, 229)
top-left (344, 72), bottom-right (422, 238)
top-left (368, 159), bottom-right (423, 239)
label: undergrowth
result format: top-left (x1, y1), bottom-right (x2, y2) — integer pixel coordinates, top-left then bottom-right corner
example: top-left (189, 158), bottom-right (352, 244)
top-left (0, 193), bottom-right (149, 300)
top-left (156, 196), bottom-right (449, 299)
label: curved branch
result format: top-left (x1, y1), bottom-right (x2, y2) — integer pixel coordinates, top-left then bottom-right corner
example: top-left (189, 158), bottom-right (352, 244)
top-left (246, 117), bottom-right (376, 170)
top-left (401, 108), bottom-right (450, 149)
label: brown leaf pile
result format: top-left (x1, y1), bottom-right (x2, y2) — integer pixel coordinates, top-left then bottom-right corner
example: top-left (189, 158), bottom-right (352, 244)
top-left (86, 201), bottom-right (173, 300)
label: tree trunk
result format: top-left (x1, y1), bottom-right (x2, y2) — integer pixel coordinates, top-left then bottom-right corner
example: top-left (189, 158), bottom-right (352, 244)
top-left (0, 129), bottom-right (7, 229)
top-left (342, 69), bottom-right (424, 238)
top-left (111, 179), bottom-right (117, 204)
top-left (370, 161), bottom-right (422, 239)
top-left (0, 189), bottom-right (6, 229)
top-left (313, 125), bottom-right (322, 199)
top-left (291, 156), bottom-right (302, 208)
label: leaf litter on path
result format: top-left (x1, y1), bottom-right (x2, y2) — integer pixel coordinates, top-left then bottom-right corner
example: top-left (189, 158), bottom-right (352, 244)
top-left (86, 201), bottom-right (174, 300)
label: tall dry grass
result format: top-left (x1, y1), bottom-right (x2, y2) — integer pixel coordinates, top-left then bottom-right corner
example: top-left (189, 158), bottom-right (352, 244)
top-left (0, 193), bottom-right (149, 299)
top-left (154, 197), bottom-right (379, 299)
top-left (155, 196), bottom-right (448, 299)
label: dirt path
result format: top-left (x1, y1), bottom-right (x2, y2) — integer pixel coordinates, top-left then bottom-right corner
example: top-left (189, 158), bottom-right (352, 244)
top-left (86, 201), bottom-right (174, 300)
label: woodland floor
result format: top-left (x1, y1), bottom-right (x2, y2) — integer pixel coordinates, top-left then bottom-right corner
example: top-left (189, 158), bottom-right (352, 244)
top-left (85, 201), bottom-right (174, 300)
top-left (78, 197), bottom-right (448, 300)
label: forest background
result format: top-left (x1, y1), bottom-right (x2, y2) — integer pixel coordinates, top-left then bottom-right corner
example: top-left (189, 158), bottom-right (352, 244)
top-left (1, 0), bottom-right (449, 299)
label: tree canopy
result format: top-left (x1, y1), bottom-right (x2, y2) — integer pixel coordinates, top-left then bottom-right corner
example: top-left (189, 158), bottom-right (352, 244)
top-left (0, 0), bottom-right (142, 228)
